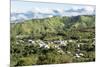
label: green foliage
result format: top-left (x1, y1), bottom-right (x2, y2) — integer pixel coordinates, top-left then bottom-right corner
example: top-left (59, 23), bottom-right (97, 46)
top-left (16, 55), bottom-right (38, 66)
top-left (10, 15), bottom-right (95, 66)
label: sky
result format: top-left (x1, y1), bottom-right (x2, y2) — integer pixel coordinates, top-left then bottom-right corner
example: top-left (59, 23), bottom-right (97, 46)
top-left (11, 0), bottom-right (95, 13)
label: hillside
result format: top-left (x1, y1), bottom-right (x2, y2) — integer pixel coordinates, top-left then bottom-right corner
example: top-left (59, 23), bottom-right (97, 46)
top-left (11, 15), bottom-right (95, 39)
top-left (10, 15), bottom-right (95, 66)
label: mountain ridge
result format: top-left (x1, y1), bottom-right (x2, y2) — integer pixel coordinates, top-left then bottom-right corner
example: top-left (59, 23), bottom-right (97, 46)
top-left (11, 8), bottom-right (95, 23)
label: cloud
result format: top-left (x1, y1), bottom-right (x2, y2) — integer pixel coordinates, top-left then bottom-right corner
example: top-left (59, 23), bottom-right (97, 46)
top-left (83, 6), bottom-right (95, 14)
top-left (39, 8), bottom-right (54, 14)
top-left (11, 5), bottom-right (95, 22)
top-left (84, 6), bottom-right (95, 12)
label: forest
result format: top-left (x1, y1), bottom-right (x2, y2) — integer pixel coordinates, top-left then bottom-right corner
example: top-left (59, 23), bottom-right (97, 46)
top-left (10, 15), bottom-right (95, 66)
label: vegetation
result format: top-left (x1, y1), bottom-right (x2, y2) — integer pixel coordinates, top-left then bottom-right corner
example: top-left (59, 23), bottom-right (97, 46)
top-left (10, 15), bottom-right (95, 66)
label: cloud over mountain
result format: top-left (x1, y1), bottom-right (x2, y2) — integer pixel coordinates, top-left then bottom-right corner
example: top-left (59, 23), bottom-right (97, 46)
top-left (11, 7), bottom-right (95, 22)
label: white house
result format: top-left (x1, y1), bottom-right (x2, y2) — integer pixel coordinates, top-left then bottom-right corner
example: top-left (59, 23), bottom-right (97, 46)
top-left (67, 51), bottom-right (71, 54)
top-left (75, 53), bottom-right (80, 58)
top-left (79, 53), bottom-right (84, 56)
top-left (77, 44), bottom-right (80, 48)
top-left (44, 45), bottom-right (50, 49)
top-left (60, 41), bottom-right (66, 46)
top-left (28, 39), bottom-right (35, 44)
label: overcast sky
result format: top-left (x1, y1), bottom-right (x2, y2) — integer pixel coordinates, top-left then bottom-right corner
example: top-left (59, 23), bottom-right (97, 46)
top-left (11, 0), bottom-right (95, 13)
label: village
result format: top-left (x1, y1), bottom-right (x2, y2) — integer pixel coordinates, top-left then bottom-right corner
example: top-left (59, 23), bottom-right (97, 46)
top-left (15, 35), bottom-right (95, 58)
